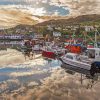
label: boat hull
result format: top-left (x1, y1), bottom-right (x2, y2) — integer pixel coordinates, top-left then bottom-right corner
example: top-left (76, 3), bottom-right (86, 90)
top-left (61, 62), bottom-right (90, 75)
top-left (42, 50), bottom-right (56, 59)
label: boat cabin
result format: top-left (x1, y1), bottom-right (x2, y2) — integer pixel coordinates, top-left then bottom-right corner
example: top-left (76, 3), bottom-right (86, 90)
top-left (65, 53), bottom-right (78, 61)
top-left (63, 53), bottom-right (93, 65)
top-left (65, 44), bottom-right (82, 54)
top-left (87, 48), bottom-right (100, 61)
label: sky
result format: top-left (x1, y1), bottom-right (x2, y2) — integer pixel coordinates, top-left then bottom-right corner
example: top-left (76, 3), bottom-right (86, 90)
top-left (0, 0), bottom-right (100, 16)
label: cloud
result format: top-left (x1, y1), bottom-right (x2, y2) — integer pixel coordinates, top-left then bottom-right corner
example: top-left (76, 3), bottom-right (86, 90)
top-left (49, 0), bottom-right (100, 16)
top-left (0, 0), bottom-right (69, 16)
top-left (53, 10), bottom-right (59, 16)
top-left (26, 7), bottom-right (47, 16)
top-left (1, 68), bottom-right (100, 100)
top-left (0, 0), bottom-right (100, 17)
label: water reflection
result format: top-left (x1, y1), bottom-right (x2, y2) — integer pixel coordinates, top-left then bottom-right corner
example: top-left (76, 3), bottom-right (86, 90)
top-left (0, 58), bottom-right (61, 93)
top-left (0, 41), bottom-right (21, 50)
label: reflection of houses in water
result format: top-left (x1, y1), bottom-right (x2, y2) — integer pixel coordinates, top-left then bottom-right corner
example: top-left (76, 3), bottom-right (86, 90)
top-left (0, 41), bottom-right (22, 50)
top-left (0, 34), bottom-right (31, 49)
top-left (0, 33), bottom-right (44, 50)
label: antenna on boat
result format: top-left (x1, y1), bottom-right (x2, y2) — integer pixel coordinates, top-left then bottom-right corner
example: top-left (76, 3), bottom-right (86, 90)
top-left (94, 29), bottom-right (97, 48)
top-left (72, 26), bottom-right (76, 44)
top-left (94, 28), bottom-right (100, 48)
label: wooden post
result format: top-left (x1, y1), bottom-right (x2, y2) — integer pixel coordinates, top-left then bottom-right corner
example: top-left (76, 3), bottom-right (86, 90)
top-left (81, 74), bottom-right (83, 84)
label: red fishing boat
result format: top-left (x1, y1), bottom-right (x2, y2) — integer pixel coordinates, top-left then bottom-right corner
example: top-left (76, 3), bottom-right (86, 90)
top-left (42, 47), bottom-right (56, 59)
top-left (42, 46), bottom-right (66, 59)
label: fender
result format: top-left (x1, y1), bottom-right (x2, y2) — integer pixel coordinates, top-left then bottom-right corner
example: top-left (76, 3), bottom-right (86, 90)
top-left (90, 62), bottom-right (100, 76)
top-left (93, 61), bottom-right (100, 68)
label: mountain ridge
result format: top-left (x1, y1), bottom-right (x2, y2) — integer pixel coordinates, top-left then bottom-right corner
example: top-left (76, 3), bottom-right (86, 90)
top-left (36, 14), bottom-right (100, 26)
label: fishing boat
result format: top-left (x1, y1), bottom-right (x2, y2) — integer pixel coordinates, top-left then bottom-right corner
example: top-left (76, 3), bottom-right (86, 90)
top-left (42, 46), bottom-right (67, 59)
top-left (65, 44), bottom-right (85, 54)
top-left (60, 48), bottom-right (100, 76)
top-left (42, 42), bottom-right (66, 59)
top-left (42, 47), bottom-right (56, 59)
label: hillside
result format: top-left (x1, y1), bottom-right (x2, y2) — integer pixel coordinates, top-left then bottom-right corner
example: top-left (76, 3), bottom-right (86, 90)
top-left (36, 14), bottom-right (100, 26)
top-left (0, 14), bottom-right (100, 35)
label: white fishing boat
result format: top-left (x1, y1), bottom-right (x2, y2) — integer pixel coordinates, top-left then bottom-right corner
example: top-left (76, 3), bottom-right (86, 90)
top-left (60, 48), bottom-right (100, 76)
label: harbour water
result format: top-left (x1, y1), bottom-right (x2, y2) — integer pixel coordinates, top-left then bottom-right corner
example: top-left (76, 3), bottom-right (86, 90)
top-left (0, 50), bottom-right (100, 100)
top-left (0, 57), bottom-right (61, 94)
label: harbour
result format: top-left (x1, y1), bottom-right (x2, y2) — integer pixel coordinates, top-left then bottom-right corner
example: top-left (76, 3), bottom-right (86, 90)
top-left (0, 1), bottom-right (100, 99)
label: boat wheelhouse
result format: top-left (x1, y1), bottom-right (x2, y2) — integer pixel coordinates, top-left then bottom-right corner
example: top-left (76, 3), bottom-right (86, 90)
top-left (87, 48), bottom-right (100, 62)
top-left (65, 44), bottom-right (86, 54)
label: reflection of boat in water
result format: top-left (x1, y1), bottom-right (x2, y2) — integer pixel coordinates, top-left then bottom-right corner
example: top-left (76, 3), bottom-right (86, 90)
top-left (60, 48), bottom-right (100, 76)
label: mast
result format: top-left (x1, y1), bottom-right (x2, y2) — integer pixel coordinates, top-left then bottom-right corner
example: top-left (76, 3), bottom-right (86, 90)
top-left (94, 29), bottom-right (97, 48)
top-left (94, 28), bottom-right (100, 48)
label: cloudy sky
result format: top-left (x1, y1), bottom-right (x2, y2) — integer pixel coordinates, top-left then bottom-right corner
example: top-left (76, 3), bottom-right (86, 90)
top-left (0, 0), bottom-right (100, 16)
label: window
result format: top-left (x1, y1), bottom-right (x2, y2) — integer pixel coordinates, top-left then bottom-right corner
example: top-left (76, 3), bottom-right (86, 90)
top-left (88, 49), bottom-right (95, 58)
top-left (66, 55), bottom-right (73, 60)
